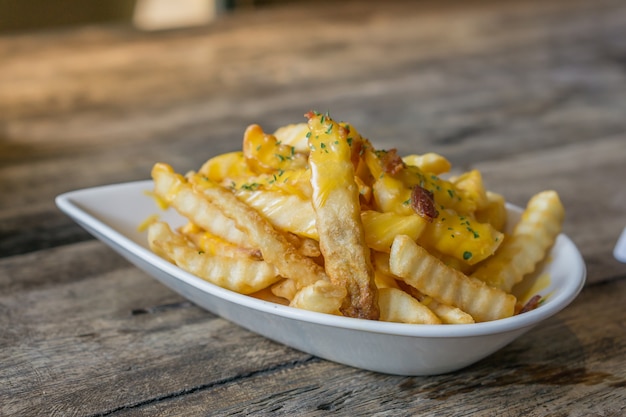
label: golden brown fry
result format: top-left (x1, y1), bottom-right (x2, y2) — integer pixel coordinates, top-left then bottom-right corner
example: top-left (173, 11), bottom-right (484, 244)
top-left (152, 163), bottom-right (253, 249)
top-left (290, 280), bottom-right (347, 315)
top-left (272, 122), bottom-right (311, 154)
top-left (306, 111), bottom-right (379, 320)
top-left (148, 220), bottom-right (194, 262)
top-left (374, 269), bottom-right (401, 290)
top-left (228, 168), bottom-right (313, 201)
top-left (243, 124), bottom-right (308, 174)
top-left (361, 210), bottom-right (427, 253)
top-left (148, 114), bottom-right (562, 324)
top-left (451, 169), bottom-right (489, 211)
top-left (198, 151), bottom-right (255, 186)
top-left (398, 282), bottom-right (475, 324)
top-left (180, 222), bottom-right (262, 260)
top-left (236, 188), bottom-right (318, 239)
top-left (471, 190), bottom-right (564, 292)
top-left (283, 233), bottom-right (322, 259)
top-left (378, 288), bottom-right (442, 324)
top-left (427, 301), bottom-right (475, 324)
top-left (402, 153), bottom-right (452, 175)
top-left (372, 251), bottom-right (392, 276)
top-left (390, 235), bottom-right (516, 322)
top-left (271, 278), bottom-right (298, 301)
top-left (474, 191), bottom-right (508, 232)
top-left (188, 172), bottom-right (330, 291)
top-left (148, 221), bottom-right (280, 294)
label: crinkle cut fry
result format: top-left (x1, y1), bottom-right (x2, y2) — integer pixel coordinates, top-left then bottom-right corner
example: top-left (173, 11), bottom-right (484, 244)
top-left (290, 280), bottom-right (346, 315)
top-left (188, 172), bottom-right (330, 292)
top-left (235, 188), bottom-right (318, 240)
top-left (390, 235), bottom-right (515, 322)
top-left (306, 111), bottom-right (379, 320)
top-left (148, 221), bottom-right (280, 294)
top-left (398, 281), bottom-right (475, 324)
top-left (471, 190), bottom-right (564, 292)
top-left (378, 287), bottom-right (442, 324)
top-left (151, 163), bottom-right (253, 249)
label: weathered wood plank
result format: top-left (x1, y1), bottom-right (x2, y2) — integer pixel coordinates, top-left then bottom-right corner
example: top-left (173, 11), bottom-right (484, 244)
top-left (119, 279), bottom-right (626, 416)
top-left (1, 0), bottom-right (625, 156)
top-left (1, 0), bottom-right (626, 415)
top-left (2, 0), bottom-right (625, 265)
top-left (2, 272), bottom-right (617, 416)
top-left (1, 239), bottom-right (624, 416)
top-left (0, 245), bottom-right (310, 416)
top-left (0, 206), bottom-right (92, 258)
top-left (0, 241), bottom-right (125, 293)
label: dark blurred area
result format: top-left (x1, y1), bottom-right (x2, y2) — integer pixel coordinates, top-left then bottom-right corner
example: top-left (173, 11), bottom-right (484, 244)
top-left (0, 0), bottom-right (301, 34)
top-left (0, 0), bottom-right (137, 33)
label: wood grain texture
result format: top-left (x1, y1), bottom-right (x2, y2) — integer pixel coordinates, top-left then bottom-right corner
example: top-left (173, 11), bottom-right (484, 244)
top-left (1, 253), bottom-right (624, 416)
top-left (1, 0), bottom-right (625, 415)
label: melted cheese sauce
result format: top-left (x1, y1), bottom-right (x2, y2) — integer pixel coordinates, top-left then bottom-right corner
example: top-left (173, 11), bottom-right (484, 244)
top-left (516, 272), bottom-right (552, 305)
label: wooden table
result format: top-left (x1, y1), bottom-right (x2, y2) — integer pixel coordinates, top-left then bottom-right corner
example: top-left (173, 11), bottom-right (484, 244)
top-left (2, 0), bottom-right (625, 415)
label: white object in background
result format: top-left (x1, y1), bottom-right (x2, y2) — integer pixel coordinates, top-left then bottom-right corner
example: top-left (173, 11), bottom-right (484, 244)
top-left (614, 227), bottom-right (626, 263)
top-left (133, 0), bottom-right (226, 30)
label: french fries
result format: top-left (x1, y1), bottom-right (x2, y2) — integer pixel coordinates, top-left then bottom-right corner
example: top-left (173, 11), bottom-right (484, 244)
top-left (148, 221), bottom-right (280, 294)
top-left (471, 190), bottom-right (564, 292)
top-left (389, 235), bottom-right (515, 322)
top-left (187, 171), bottom-right (330, 295)
top-left (147, 111), bottom-right (564, 323)
top-left (378, 287), bottom-right (442, 324)
top-left (306, 111), bottom-right (379, 319)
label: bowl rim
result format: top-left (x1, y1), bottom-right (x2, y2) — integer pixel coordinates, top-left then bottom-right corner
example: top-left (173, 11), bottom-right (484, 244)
top-left (56, 180), bottom-right (587, 340)
top-left (150, 240), bottom-right (586, 338)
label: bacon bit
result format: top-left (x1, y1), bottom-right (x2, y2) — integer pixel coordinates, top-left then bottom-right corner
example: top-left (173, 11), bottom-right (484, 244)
top-left (411, 185), bottom-right (439, 222)
top-left (517, 294), bottom-right (542, 314)
top-left (380, 149), bottom-right (404, 175)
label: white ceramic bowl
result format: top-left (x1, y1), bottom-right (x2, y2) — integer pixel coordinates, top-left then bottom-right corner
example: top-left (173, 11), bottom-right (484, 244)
top-left (56, 180), bottom-right (586, 375)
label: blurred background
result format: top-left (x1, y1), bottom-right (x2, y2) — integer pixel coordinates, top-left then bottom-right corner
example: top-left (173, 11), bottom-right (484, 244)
top-left (0, 0), bottom-right (306, 33)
